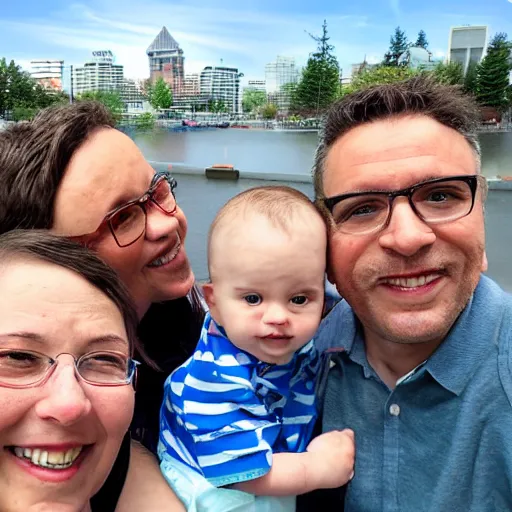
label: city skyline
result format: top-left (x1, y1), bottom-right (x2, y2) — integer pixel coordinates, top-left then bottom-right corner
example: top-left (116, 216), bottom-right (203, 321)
top-left (1, 0), bottom-right (511, 84)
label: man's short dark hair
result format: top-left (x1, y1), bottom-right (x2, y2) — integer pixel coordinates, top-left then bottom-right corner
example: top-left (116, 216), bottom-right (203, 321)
top-left (0, 230), bottom-right (140, 357)
top-left (313, 75), bottom-right (482, 199)
top-left (0, 101), bottom-right (115, 234)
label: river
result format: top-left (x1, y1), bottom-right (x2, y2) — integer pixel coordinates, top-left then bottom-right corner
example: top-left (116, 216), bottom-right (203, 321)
top-left (133, 128), bottom-right (512, 178)
top-left (131, 128), bottom-right (512, 291)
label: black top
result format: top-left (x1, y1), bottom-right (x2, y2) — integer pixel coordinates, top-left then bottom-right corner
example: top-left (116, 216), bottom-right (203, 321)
top-left (90, 295), bottom-right (204, 510)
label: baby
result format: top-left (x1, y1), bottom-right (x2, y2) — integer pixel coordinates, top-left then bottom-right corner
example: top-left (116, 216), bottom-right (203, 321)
top-left (158, 186), bottom-right (354, 510)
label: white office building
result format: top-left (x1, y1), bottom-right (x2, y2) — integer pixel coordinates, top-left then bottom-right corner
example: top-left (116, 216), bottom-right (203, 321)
top-left (73, 51), bottom-right (124, 96)
top-left (200, 66), bottom-right (241, 113)
top-left (448, 26), bottom-right (488, 73)
top-left (30, 60), bottom-right (64, 91)
top-left (265, 56), bottom-right (300, 112)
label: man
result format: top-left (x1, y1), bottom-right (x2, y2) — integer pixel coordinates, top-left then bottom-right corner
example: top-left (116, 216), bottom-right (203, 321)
top-left (306, 76), bottom-right (512, 511)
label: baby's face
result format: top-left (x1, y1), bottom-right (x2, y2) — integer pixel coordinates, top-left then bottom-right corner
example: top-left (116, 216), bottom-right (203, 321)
top-left (205, 213), bottom-right (326, 365)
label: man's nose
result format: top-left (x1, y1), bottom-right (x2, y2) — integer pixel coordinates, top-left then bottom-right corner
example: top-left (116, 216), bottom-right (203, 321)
top-left (378, 197), bottom-right (437, 256)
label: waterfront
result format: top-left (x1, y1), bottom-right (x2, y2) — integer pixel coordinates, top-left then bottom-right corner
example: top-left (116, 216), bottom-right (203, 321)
top-left (172, 173), bottom-right (512, 292)
top-left (133, 128), bottom-right (512, 178)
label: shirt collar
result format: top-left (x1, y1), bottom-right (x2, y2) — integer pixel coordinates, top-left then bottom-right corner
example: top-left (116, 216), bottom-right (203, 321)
top-left (320, 276), bottom-right (510, 396)
top-left (424, 275), bottom-right (508, 395)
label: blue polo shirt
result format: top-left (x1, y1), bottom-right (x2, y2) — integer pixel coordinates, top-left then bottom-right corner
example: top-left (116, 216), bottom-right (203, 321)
top-left (315, 275), bottom-right (512, 512)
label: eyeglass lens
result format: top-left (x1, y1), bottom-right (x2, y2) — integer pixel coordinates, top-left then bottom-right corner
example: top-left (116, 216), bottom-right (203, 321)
top-left (331, 178), bottom-right (474, 234)
top-left (0, 350), bottom-right (131, 387)
top-left (110, 177), bottom-right (176, 247)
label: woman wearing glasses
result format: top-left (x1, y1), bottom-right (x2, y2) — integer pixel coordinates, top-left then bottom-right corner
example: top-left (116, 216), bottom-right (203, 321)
top-left (0, 103), bottom-right (203, 509)
top-left (0, 230), bottom-right (184, 511)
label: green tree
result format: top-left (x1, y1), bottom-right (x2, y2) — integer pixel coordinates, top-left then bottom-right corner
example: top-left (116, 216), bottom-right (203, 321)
top-left (261, 103), bottom-right (278, 119)
top-left (150, 77), bottom-right (172, 110)
top-left (207, 99), bottom-right (227, 113)
top-left (415, 30), bottom-right (429, 49)
top-left (78, 90), bottom-right (125, 122)
top-left (342, 66), bottom-right (418, 96)
top-left (134, 112), bottom-right (155, 131)
top-left (0, 58), bottom-right (68, 118)
top-left (476, 32), bottom-right (512, 111)
top-left (242, 89), bottom-right (267, 113)
top-left (464, 61), bottom-right (479, 95)
top-left (292, 20), bottom-right (340, 115)
top-left (383, 27), bottom-right (409, 66)
top-left (432, 61), bottom-right (464, 86)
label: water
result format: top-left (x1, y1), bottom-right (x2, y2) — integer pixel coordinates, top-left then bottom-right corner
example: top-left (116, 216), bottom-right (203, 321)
top-left (133, 128), bottom-right (512, 178)
top-left (171, 174), bottom-right (512, 292)
top-left (131, 129), bottom-right (512, 291)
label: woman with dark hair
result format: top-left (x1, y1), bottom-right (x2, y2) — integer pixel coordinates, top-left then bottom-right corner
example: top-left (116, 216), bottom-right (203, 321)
top-left (0, 104), bottom-right (205, 509)
top-left (0, 230), bottom-right (184, 511)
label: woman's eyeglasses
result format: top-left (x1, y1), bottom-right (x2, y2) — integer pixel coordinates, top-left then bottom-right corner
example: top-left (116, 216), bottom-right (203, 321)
top-left (71, 172), bottom-right (177, 248)
top-left (0, 349), bottom-right (139, 388)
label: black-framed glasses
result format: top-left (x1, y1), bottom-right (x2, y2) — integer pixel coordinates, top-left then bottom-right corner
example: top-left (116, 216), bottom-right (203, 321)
top-left (71, 172), bottom-right (177, 248)
top-left (323, 175), bottom-right (483, 236)
top-left (0, 349), bottom-right (140, 388)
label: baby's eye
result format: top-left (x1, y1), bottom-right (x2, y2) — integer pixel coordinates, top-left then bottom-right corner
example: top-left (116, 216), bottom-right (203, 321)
top-left (244, 294), bottom-right (262, 305)
top-left (291, 295), bottom-right (308, 305)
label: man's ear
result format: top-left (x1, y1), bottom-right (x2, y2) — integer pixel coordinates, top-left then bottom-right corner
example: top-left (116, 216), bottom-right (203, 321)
top-left (481, 250), bottom-right (488, 272)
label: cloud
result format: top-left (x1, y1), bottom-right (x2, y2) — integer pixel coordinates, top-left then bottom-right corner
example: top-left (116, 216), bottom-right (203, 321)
top-left (0, 1), bottom-right (377, 79)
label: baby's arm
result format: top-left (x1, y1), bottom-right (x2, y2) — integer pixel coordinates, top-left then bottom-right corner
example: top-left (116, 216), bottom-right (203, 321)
top-left (232, 429), bottom-right (355, 496)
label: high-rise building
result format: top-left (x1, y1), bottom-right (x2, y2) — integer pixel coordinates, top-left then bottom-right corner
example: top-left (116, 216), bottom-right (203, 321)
top-left (147, 27), bottom-right (184, 97)
top-left (265, 56), bottom-right (300, 112)
top-left (200, 66), bottom-right (241, 113)
top-left (30, 60), bottom-right (64, 91)
top-left (448, 25), bottom-right (488, 73)
top-left (119, 79), bottom-right (146, 110)
top-left (181, 74), bottom-right (200, 99)
top-left (73, 51), bottom-right (124, 96)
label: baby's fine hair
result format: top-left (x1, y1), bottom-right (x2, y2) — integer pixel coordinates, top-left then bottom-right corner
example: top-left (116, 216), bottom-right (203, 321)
top-left (207, 186), bottom-right (325, 275)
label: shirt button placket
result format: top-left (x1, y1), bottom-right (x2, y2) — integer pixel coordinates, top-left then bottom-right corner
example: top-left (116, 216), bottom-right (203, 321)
top-left (383, 397), bottom-right (401, 512)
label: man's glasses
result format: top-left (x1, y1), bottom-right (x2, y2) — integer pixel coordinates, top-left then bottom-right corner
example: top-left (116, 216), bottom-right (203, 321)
top-left (71, 172), bottom-right (177, 248)
top-left (323, 175), bottom-right (483, 236)
top-left (0, 349), bottom-right (139, 388)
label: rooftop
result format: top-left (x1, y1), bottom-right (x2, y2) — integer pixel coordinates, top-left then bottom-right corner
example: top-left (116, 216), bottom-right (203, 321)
top-left (147, 26), bottom-right (180, 54)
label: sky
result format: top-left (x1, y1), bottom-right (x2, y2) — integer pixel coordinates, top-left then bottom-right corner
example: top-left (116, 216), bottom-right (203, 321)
top-left (1, 0), bottom-right (511, 85)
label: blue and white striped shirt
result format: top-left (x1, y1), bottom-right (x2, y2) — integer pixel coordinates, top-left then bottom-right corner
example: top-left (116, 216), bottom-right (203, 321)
top-left (158, 313), bottom-right (320, 487)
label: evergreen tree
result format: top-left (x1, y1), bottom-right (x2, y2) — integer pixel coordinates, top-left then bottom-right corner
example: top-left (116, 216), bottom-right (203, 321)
top-left (150, 77), bottom-right (173, 110)
top-left (476, 32), bottom-right (512, 111)
top-left (383, 27), bottom-right (409, 66)
top-left (292, 20), bottom-right (340, 115)
top-left (464, 61), bottom-right (479, 95)
top-left (415, 30), bottom-right (429, 49)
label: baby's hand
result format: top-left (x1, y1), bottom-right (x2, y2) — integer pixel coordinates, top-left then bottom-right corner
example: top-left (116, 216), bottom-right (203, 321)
top-left (305, 429), bottom-right (355, 489)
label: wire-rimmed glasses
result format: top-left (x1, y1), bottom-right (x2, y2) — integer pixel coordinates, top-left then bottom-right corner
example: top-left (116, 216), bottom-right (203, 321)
top-left (0, 349), bottom-right (139, 388)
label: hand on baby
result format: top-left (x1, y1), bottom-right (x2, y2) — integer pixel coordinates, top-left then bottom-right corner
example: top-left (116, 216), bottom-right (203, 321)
top-left (306, 429), bottom-right (355, 489)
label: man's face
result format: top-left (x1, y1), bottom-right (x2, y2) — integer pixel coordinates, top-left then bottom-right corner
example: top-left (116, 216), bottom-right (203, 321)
top-left (323, 115), bottom-right (486, 346)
